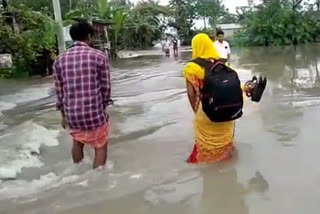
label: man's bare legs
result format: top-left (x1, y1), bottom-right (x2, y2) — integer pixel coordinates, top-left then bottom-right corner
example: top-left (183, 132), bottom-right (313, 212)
top-left (73, 140), bottom-right (107, 169)
top-left (72, 140), bottom-right (84, 163)
top-left (93, 143), bottom-right (107, 169)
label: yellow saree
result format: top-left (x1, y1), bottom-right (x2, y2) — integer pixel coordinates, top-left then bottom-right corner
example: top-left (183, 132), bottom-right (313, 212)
top-left (183, 33), bottom-right (234, 164)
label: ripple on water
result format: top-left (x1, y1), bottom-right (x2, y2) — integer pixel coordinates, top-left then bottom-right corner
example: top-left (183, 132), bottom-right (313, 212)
top-left (114, 88), bottom-right (186, 106)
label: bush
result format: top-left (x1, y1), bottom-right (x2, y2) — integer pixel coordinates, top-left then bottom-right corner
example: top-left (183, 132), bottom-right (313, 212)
top-left (0, 6), bottom-right (56, 78)
top-left (234, 1), bottom-right (320, 47)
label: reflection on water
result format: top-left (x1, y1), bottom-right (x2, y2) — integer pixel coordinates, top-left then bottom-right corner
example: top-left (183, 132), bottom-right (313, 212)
top-left (0, 44), bottom-right (320, 214)
top-left (236, 44), bottom-right (320, 89)
top-left (194, 146), bottom-right (269, 214)
top-left (200, 167), bottom-right (268, 214)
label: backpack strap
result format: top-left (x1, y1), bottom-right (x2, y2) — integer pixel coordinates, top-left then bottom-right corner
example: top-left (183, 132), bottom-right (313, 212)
top-left (192, 58), bottom-right (211, 68)
top-left (192, 58), bottom-right (226, 74)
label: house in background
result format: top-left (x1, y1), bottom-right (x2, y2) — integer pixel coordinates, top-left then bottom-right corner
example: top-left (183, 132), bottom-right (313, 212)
top-left (216, 23), bottom-right (242, 38)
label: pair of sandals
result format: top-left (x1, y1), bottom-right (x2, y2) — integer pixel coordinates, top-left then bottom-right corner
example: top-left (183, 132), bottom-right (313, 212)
top-left (245, 76), bottom-right (267, 102)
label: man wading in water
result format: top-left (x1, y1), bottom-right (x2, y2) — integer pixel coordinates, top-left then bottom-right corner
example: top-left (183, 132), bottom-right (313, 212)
top-left (53, 22), bottom-right (112, 169)
top-left (172, 37), bottom-right (179, 56)
top-left (213, 30), bottom-right (231, 64)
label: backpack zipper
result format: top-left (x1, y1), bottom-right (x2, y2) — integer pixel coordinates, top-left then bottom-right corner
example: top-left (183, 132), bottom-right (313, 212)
top-left (214, 103), bottom-right (242, 110)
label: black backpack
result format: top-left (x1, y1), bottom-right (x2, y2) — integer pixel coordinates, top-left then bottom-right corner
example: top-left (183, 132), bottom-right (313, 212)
top-left (192, 58), bottom-right (243, 122)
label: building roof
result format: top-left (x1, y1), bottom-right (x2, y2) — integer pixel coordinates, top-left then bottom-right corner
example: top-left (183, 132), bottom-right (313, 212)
top-left (216, 23), bottom-right (242, 30)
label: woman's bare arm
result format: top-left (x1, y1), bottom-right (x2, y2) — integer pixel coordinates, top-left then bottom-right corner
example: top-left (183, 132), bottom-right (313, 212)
top-left (186, 80), bottom-right (197, 113)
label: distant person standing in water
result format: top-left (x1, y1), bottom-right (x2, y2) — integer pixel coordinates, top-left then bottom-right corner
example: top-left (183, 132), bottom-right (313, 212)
top-left (163, 38), bottom-right (171, 57)
top-left (161, 39), bottom-right (165, 52)
top-left (53, 22), bottom-right (112, 169)
top-left (213, 30), bottom-right (231, 64)
top-left (172, 37), bottom-right (179, 56)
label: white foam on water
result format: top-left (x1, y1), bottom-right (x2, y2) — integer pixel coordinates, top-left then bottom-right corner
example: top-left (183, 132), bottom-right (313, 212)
top-left (130, 174), bottom-right (144, 179)
top-left (0, 122), bottom-right (60, 180)
top-left (0, 172), bottom-right (84, 199)
top-left (76, 180), bottom-right (89, 187)
top-left (0, 172), bottom-right (58, 199)
top-left (0, 168), bottom-right (17, 180)
top-left (0, 161), bottom-right (119, 199)
top-left (0, 102), bottom-right (16, 130)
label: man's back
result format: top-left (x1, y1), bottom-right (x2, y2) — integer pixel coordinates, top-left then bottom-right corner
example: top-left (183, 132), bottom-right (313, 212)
top-left (53, 42), bottom-right (111, 130)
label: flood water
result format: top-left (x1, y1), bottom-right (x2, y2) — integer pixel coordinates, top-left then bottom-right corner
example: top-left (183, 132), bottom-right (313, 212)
top-left (0, 44), bottom-right (320, 214)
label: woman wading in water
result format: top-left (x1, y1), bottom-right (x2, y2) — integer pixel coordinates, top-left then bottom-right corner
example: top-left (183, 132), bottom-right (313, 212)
top-left (183, 33), bottom-right (266, 164)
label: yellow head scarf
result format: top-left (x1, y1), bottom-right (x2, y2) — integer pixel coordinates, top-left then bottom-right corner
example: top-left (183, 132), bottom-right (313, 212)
top-left (191, 33), bottom-right (219, 60)
top-left (183, 33), bottom-right (219, 81)
top-left (184, 34), bottom-right (234, 164)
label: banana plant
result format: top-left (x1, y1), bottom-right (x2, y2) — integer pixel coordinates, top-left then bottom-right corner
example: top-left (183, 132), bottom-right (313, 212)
top-left (96, 0), bottom-right (111, 19)
top-left (113, 10), bottom-right (127, 54)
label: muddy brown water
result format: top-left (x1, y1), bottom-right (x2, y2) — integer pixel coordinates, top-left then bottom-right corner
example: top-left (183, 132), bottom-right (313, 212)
top-left (0, 44), bottom-right (320, 214)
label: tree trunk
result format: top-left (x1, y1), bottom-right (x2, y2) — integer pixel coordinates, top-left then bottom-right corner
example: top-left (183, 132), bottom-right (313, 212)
top-left (139, 33), bottom-right (142, 49)
top-left (315, 59), bottom-right (320, 79)
top-left (69, 0), bottom-right (72, 11)
top-left (292, 0), bottom-right (303, 11)
top-left (115, 32), bottom-right (118, 56)
top-left (203, 17), bottom-right (207, 30)
top-left (2, 0), bottom-right (8, 9)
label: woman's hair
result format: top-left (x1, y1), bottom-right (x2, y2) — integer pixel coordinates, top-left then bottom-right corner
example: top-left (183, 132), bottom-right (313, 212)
top-left (70, 21), bottom-right (94, 41)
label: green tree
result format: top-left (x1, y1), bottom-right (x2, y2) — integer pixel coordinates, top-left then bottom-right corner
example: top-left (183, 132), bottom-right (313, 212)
top-left (169, 0), bottom-right (197, 45)
top-left (64, 1), bottom-right (94, 19)
top-left (113, 10), bottom-right (127, 53)
top-left (122, 0), bottom-right (168, 49)
top-left (65, 0), bottom-right (112, 20)
top-left (96, 0), bottom-right (111, 19)
top-left (9, 0), bottom-right (82, 16)
top-left (236, 6), bottom-right (252, 23)
top-left (195, 0), bottom-right (225, 28)
top-left (218, 9), bottom-right (238, 24)
top-left (0, 5), bottom-right (56, 77)
top-left (235, 0), bottom-right (320, 46)
top-left (133, 0), bottom-right (170, 16)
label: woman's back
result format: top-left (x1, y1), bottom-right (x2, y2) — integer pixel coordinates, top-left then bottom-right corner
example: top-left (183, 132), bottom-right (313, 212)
top-left (183, 61), bottom-right (234, 164)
